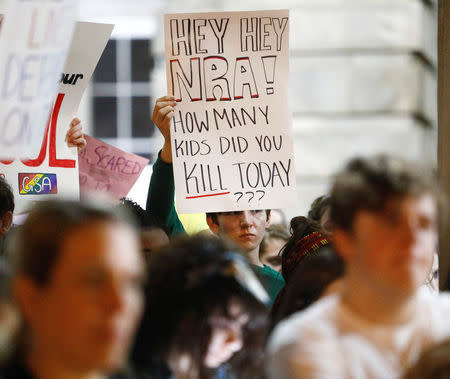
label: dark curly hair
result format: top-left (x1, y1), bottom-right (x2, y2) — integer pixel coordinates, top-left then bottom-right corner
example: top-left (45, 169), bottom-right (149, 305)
top-left (131, 235), bottom-right (268, 379)
top-left (0, 177), bottom-right (14, 217)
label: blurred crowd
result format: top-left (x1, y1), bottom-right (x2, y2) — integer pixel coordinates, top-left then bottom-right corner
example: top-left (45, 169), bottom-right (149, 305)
top-left (0, 96), bottom-right (446, 379)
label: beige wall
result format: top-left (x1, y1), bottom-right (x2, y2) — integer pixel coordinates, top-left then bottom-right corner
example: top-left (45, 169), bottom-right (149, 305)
top-left (151, 0), bottom-right (438, 220)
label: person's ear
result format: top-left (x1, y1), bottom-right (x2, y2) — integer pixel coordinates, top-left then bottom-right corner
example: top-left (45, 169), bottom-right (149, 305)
top-left (13, 276), bottom-right (42, 327)
top-left (206, 215), bottom-right (219, 235)
top-left (332, 228), bottom-right (354, 261)
top-left (0, 211), bottom-right (12, 235)
top-left (265, 210), bottom-right (271, 228)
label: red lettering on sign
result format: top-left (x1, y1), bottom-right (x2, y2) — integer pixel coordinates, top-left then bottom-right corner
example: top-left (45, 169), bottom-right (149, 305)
top-left (22, 115), bottom-right (51, 167)
top-left (49, 94), bottom-right (75, 168)
top-left (0, 93), bottom-right (76, 169)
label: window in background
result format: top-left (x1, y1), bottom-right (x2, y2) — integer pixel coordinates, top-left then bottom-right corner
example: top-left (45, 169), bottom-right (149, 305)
top-left (92, 38), bottom-right (155, 161)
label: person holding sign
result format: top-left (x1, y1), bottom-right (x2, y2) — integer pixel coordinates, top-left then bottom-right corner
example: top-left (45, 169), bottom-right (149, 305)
top-left (0, 118), bottom-right (86, 256)
top-left (163, 10), bottom-right (296, 214)
top-left (65, 118), bottom-right (87, 153)
top-left (147, 96), bottom-right (284, 304)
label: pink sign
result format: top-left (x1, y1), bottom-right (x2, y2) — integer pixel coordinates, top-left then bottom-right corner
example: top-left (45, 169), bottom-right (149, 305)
top-left (78, 135), bottom-right (149, 200)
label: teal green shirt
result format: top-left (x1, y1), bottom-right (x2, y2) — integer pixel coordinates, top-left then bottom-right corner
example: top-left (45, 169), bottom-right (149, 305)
top-left (146, 153), bottom-right (285, 304)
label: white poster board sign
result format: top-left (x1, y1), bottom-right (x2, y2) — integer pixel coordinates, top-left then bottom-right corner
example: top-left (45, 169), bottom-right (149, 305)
top-left (0, 21), bottom-right (114, 214)
top-left (164, 10), bottom-right (297, 213)
top-left (0, 0), bottom-right (77, 158)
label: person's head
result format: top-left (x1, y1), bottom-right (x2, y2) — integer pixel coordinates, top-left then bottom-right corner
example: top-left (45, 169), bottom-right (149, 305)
top-left (0, 177), bottom-right (14, 237)
top-left (330, 154), bottom-right (438, 299)
top-left (279, 216), bottom-right (322, 280)
top-left (132, 235), bottom-right (268, 379)
top-left (118, 198), bottom-right (169, 260)
top-left (259, 224), bottom-right (290, 271)
top-left (10, 200), bottom-right (145, 375)
top-left (308, 195), bottom-right (332, 234)
top-left (206, 210), bottom-right (271, 257)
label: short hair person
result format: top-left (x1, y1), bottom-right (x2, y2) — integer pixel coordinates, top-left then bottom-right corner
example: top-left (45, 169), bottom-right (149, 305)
top-left (2, 200), bottom-right (145, 379)
top-left (268, 155), bottom-right (450, 379)
top-left (205, 210), bottom-right (271, 266)
top-left (259, 223), bottom-right (290, 272)
top-left (147, 96), bottom-right (284, 303)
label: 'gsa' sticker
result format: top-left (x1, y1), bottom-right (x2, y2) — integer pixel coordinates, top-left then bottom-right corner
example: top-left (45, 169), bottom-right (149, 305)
top-left (18, 174), bottom-right (57, 195)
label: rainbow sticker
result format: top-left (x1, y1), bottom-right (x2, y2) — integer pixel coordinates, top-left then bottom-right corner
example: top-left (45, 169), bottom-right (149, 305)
top-left (19, 174), bottom-right (57, 195)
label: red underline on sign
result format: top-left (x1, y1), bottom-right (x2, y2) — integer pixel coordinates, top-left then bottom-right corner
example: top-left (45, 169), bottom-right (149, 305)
top-left (186, 192), bottom-right (230, 199)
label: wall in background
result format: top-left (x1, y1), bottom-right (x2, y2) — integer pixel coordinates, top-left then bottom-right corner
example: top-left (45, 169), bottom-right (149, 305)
top-left (78, 0), bottom-right (438, 219)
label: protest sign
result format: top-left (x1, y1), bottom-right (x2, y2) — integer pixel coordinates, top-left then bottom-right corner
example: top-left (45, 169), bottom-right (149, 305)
top-left (164, 10), bottom-right (297, 213)
top-left (0, 21), bottom-right (114, 214)
top-left (78, 135), bottom-right (149, 201)
top-left (0, 0), bottom-right (78, 158)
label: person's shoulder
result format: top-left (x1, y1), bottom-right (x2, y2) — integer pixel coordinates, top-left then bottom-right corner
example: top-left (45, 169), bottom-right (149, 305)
top-left (254, 264), bottom-right (284, 284)
top-left (251, 264), bottom-right (285, 304)
top-left (267, 295), bottom-right (343, 378)
top-left (428, 290), bottom-right (450, 322)
top-left (418, 288), bottom-right (450, 338)
top-left (268, 294), bottom-right (340, 353)
top-left (153, 151), bottom-right (173, 170)
top-left (420, 288), bottom-right (450, 309)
